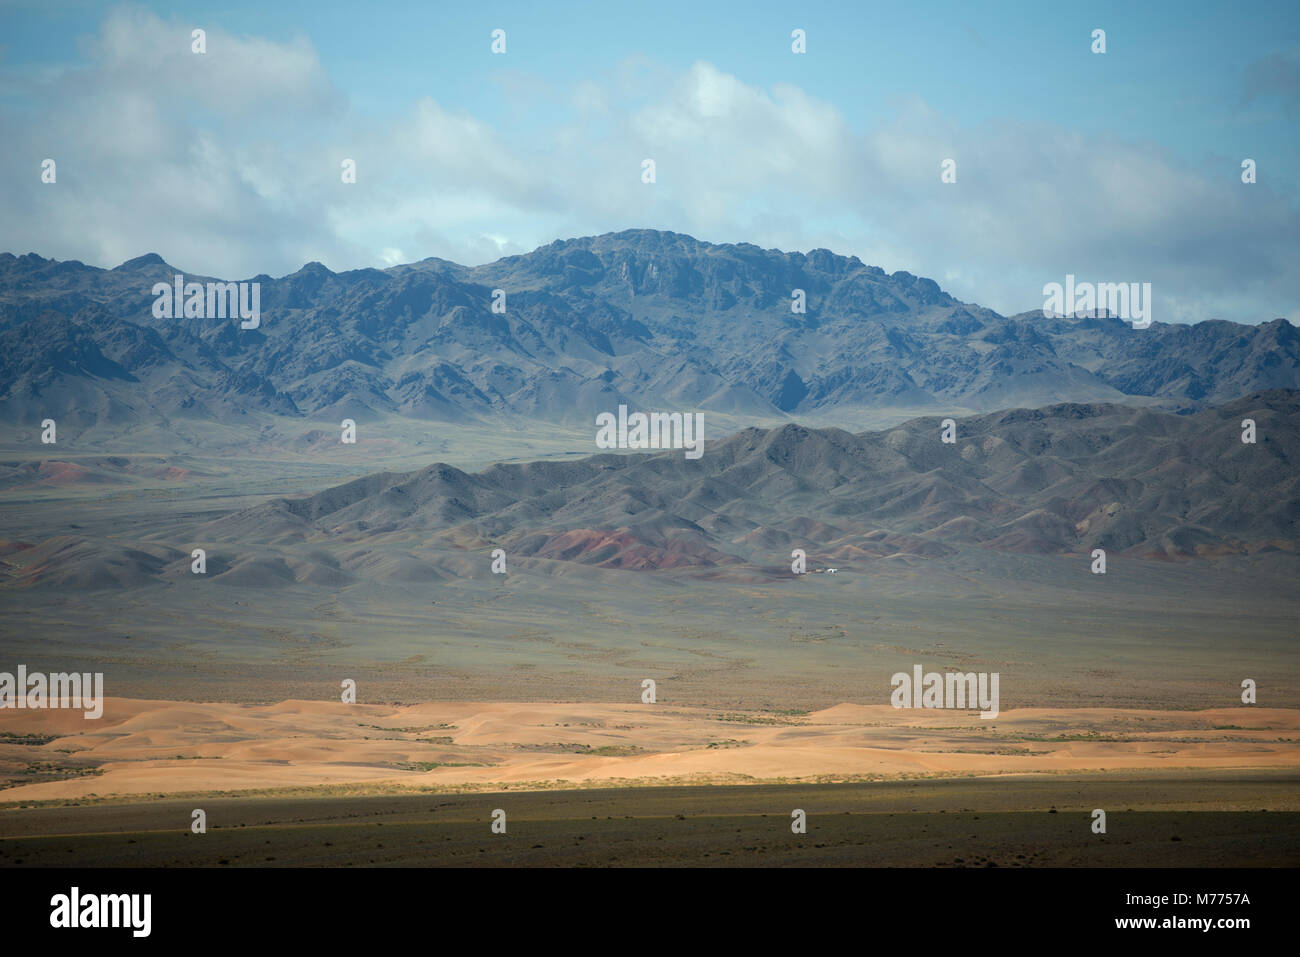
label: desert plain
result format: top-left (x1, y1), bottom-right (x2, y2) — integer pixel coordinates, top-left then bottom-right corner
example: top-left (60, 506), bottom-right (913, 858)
top-left (2, 416), bottom-right (1298, 866)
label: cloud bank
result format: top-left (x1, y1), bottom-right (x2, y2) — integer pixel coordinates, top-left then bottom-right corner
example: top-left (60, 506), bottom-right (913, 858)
top-left (1, 7), bottom-right (1296, 324)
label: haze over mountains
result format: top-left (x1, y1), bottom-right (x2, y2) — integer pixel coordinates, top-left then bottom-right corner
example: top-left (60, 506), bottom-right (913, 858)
top-left (2, 230), bottom-right (1298, 436)
top-left (5, 390), bottom-right (1296, 592)
top-left (224, 389), bottom-right (1300, 572)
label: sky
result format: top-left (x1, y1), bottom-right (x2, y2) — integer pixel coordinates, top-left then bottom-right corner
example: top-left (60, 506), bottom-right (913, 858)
top-left (1, 0), bottom-right (1297, 322)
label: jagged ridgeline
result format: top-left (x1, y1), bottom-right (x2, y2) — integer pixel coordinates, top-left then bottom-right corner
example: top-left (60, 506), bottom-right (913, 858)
top-left (5, 392), bottom-right (1295, 588)
top-left (1, 230), bottom-right (1297, 430)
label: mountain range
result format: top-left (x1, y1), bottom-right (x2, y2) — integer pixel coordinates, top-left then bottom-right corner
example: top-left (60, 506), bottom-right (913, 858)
top-left (2, 230), bottom-right (1298, 433)
top-left (5, 390), bottom-right (1296, 590)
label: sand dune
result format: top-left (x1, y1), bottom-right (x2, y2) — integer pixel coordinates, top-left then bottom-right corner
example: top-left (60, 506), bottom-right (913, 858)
top-left (2, 698), bottom-right (1296, 802)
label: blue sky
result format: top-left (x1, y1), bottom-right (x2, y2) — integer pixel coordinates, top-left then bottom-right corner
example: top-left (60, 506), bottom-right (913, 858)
top-left (1, 0), bottom-right (1297, 322)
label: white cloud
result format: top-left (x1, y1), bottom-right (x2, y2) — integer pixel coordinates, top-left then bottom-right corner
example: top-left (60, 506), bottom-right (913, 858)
top-left (0, 10), bottom-right (1294, 324)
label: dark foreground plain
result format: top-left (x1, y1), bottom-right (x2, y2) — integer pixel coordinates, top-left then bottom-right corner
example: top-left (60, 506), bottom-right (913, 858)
top-left (2, 771), bottom-right (1296, 867)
